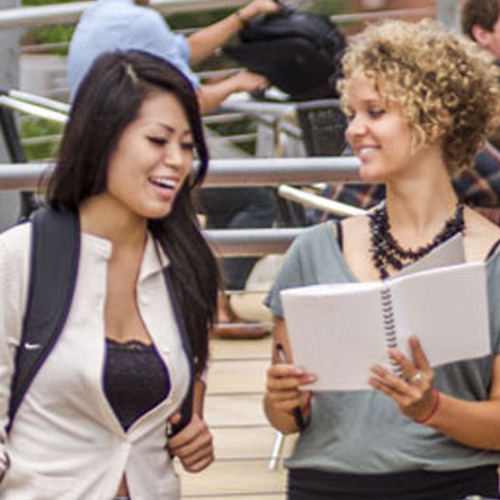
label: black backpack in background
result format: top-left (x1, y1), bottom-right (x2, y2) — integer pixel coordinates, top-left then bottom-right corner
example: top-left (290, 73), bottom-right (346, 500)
top-left (224, 8), bottom-right (347, 101)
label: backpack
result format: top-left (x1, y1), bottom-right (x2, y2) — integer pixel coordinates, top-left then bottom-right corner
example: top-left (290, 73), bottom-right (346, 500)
top-left (224, 8), bottom-right (347, 101)
top-left (7, 208), bottom-right (193, 435)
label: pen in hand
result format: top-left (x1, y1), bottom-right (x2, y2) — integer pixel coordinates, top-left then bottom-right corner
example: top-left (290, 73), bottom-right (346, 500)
top-left (275, 342), bottom-right (307, 431)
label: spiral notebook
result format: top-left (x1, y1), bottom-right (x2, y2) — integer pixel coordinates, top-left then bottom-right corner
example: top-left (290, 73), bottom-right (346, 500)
top-left (281, 260), bottom-right (490, 391)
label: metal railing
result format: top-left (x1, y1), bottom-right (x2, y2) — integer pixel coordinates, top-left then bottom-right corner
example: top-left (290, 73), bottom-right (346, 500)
top-left (0, 0), bottom-right (438, 29)
top-left (0, 0), bottom-right (437, 30)
top-left (0, 0), bottom-right (252, 29)
top-left (0, 157), bottom-right (361, 257)
top-left (0, 157), bottom-right (361, 191)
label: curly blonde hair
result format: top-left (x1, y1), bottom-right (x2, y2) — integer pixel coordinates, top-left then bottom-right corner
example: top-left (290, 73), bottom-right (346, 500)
top-left (339, 19), bottom-right (500, 172)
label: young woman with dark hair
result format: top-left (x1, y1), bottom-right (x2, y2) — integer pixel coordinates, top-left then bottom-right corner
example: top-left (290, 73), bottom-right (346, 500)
top-left (0, 49), bottom-right (218, 500)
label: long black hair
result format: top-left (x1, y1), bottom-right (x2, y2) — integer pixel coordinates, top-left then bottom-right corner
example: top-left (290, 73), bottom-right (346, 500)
top-left (47, 50), bottom-right (218, 375)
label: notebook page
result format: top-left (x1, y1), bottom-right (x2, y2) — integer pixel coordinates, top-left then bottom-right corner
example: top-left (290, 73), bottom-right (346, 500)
top-left (395, 233), bottom-right (465, 278)
top-left (391, 261), bottom-right (490, 366)
top-left (282, 282), bottom-right (389, 391)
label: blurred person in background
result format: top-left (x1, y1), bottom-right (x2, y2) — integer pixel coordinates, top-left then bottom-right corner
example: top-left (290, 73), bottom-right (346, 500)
top-left (461, 0), bottom-right (500, 223)
top-left (68, 0), bottom-right (282, 113)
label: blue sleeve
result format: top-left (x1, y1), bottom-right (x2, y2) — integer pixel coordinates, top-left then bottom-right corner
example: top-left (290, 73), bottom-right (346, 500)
top-left (132, 10), bottom-right (199, 88)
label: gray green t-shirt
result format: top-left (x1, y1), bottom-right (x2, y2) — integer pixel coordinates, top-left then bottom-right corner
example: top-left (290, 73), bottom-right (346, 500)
top-left (266, 222), bottom-right (500, 473)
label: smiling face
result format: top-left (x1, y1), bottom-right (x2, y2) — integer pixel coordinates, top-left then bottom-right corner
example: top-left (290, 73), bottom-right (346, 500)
top-left (104, 91), bottom-right (194, 222)
top-left (345, 71), bottom-right (416, 183)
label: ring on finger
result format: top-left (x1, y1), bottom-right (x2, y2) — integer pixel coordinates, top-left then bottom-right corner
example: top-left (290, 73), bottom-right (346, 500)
top-left (409, 372), bottom-right (425, 386)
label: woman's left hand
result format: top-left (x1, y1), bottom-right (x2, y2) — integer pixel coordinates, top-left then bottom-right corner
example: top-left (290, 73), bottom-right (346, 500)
top-left (369, 335), bottom-right (438, 423)
top-left (167, 413), bottom-right (214, 472)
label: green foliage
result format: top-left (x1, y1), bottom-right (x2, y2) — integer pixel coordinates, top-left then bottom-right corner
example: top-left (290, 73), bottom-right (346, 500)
top-left (22, 0), bottom-right (75, 55)
top-left (21, 118), bottom-right (64, 161)
top-left (309, 0), bottom-right (350, 15)
top-left (23, 0), bottom-right (73, 5)
top-left (30, 25), bottom-right (74, 55)
top-left (168, 8), bottom-right (234, 30)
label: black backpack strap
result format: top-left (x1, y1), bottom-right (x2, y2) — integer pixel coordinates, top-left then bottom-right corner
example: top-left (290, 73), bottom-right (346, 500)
top-left (162, 266), bottom-right (194, 437)
top-left (8, 208), bottom-right (80, 431)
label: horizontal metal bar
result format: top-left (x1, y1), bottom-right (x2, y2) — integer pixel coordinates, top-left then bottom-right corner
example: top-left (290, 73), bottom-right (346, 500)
top-left (196, 68), bottom-right (240, 80)
top-left (0, 163), bottom-right (52, 190)
top-left (0, 157), bottom-right (361, 190)
top-left (203, 113), bottom-right (245, 124)
top-left (209, 132), bottom-right (256, 143)
top-left (205, 157), bottom-right (361, 186)
top-left (330, 7), bottom-right (435, 24)
top-left (22, 134), bottom-right (62, 146)
top-left (8, 90), bottom-right (70, 114)
top-left (205, 227), bottom-right (303, 256)
top-left (0, 0), bottom-right (249, 29)
top-left (21, 41), bottom-right (69, 54)
top-left (0, 1), bottom-right (435, 31)
top-left (0, 96), bottom-right (68, 124)
top-left (278, 184), bottom-right (365, 217)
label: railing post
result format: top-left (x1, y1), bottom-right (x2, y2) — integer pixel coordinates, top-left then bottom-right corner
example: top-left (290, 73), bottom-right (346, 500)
top-left (0, 104), bottom-right (38, 218)
top-left (0, 0), bottom-right (22, 229)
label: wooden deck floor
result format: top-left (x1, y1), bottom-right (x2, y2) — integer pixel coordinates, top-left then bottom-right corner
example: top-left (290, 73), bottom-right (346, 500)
top-left (179, 336), bottom-right (295, 499)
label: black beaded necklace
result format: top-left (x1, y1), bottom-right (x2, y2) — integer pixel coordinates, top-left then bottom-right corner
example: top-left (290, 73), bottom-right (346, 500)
top-left (368, 202), bottom-right (465, 280)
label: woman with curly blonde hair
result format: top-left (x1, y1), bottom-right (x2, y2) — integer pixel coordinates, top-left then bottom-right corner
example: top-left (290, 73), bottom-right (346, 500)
top-left (264, 19), bottom-right (500, 500)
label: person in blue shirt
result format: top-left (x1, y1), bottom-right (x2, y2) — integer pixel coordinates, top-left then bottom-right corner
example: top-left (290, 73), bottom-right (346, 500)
top-left (68, 0), bottom-right (282, 113)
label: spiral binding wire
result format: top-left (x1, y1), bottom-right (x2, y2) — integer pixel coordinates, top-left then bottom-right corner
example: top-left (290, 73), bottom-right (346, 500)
top-left (380, 287), bottom-right (402, 377)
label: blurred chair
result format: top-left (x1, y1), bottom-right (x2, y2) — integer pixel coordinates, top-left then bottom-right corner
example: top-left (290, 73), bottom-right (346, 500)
top-left (295, 98), bottom-right (347, 158)
top-left (273, 98), bottom-right (349, 226)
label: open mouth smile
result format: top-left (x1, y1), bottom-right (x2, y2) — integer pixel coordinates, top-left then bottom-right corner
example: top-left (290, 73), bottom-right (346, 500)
top-left (149, 175), bottom-right (178, 191)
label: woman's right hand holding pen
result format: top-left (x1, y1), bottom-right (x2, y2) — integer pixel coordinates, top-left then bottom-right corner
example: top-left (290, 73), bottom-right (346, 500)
top-left (264, 333), bottom-right (317, 434)
top-left (265, 363), bottom-right (315, 433)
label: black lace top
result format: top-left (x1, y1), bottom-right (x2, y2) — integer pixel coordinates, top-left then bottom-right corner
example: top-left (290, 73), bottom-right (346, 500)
top-left (103, 338), bottom-right (171, 431)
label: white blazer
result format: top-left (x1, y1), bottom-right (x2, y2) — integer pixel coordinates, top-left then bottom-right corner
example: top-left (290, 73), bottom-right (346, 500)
top-left (0, 223), bottom-right (190, 500)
